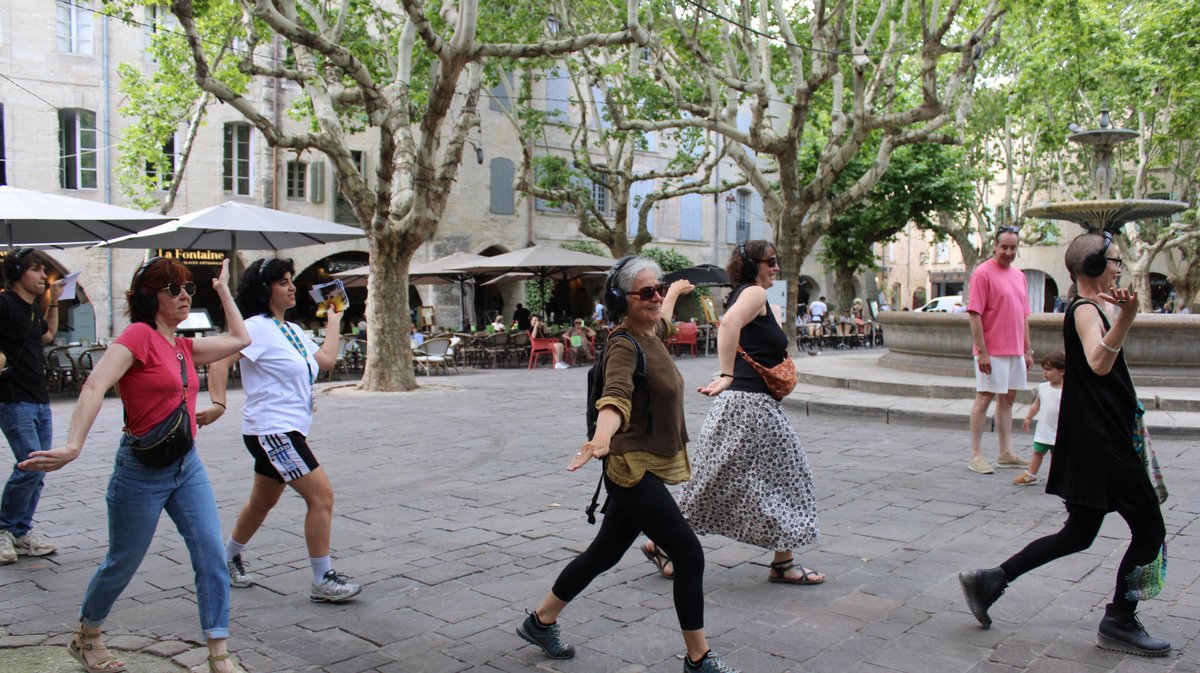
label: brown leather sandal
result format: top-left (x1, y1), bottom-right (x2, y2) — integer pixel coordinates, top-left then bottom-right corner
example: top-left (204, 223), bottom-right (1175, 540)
top-left (66, 625), bottom-right (127, 673)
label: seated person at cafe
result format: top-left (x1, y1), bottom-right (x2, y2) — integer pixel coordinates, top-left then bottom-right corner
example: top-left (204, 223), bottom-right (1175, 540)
top-left (530, 315), bottom-right (567, 370)
top-left (410, 324), bottom-right (425, 346)
top-left (561, 319), bottom-right (595, 365)
top-left (490, 314), bottom-right (507, 332)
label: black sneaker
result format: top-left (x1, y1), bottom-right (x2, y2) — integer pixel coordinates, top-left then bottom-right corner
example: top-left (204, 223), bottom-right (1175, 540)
top-left (959, 567), bottom-right (1008, 628)
top-left (516, 612), bottom-right (575, 659)
top-left (684, 651), bottom-right (740, 673)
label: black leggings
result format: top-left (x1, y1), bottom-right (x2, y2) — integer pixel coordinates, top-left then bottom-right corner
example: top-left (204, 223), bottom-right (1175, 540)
top-left (1000, 502), bottom-right (1165, 611)
top-left (552, 473), bottom-right (705, 631)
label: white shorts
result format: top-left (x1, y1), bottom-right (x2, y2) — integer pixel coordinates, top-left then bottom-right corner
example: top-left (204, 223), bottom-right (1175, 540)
top-left (974, 355), bottom-right (1028, 394)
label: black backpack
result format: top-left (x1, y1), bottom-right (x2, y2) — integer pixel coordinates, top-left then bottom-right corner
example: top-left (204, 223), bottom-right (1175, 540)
top-left (584, 332), bottom-right (649, 524)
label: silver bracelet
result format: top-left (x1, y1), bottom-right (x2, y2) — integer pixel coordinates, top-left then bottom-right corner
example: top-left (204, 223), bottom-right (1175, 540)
top-left (1098, 339), bottom-right (1121, 354)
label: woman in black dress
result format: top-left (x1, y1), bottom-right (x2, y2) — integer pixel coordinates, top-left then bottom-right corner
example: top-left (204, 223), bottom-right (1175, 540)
top-left (959, 232), bottom-right (1169, 656)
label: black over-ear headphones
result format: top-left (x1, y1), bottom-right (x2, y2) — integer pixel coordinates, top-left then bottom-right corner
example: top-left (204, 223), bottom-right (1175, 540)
top-left (252, 258), bottom-right (272, 302)
top-left (4, 248), bottom-right (36, 284)
top-left (129, 256), bottom-right (166, 320)
top-left (1082, 232), bottom-right (1114, 278)
top-left (737, 243), bottom-right (758, 283)
top-left (603, 256), bottom-right (637, 320)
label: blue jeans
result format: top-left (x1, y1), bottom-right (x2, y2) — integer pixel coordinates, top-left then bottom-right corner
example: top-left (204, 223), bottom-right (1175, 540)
top-left (80, 438), bottom-right (230, 640)
top-left (0, 402), bottom-right (53, 537)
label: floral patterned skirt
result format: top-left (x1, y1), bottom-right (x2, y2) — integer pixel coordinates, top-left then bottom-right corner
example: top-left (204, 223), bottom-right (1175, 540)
top-left (680, 390), bottom-right (819, 550)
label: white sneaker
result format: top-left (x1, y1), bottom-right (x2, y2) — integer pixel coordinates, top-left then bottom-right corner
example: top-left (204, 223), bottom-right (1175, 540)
top-left (0, 531), bottom-right (15, 564)
top-left (554, 362), bottom-right (569, 370)
top-left (227, 554), bottom-right (254, 588)
top-left (310, 570), bottom-right (361, 603)
top-left (13, 531), bottom-right (56, 556)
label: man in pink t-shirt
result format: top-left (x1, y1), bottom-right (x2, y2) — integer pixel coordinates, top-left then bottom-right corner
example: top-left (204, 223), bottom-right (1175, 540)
top-left (966, 228), bottom-right (1032, 474)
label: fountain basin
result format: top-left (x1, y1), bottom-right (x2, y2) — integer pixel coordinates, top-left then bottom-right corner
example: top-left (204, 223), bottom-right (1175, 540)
top-left (876, 311), bottom-right (1200, 387)
top-left (1024, 199), bottom-right (1190, 230)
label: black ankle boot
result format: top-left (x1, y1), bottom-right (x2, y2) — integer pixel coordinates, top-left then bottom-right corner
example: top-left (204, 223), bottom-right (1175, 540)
top-left (1097, 603), bottom-right (1171, 657)
top-left (958, 567), bottom-right (1008, 628)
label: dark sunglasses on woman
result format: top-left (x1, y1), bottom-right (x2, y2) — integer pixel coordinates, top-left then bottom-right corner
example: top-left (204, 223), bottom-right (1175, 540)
top-left (162, 282), bottom-right (197, 297)
top-left (632, 282), bottom-right (670, 301)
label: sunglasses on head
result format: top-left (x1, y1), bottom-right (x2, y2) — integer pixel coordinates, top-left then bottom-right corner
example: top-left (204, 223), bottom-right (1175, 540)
top-left (161, 282), bottom-right (197, 297)
top-left (631, 282), bottom-right (670, 301)
top-left (997, 226), bottom-right (1020, 235)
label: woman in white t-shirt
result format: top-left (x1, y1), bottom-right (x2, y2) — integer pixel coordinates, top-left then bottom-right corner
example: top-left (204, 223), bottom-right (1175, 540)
top-left (203, 259), bottom-right (362, 603)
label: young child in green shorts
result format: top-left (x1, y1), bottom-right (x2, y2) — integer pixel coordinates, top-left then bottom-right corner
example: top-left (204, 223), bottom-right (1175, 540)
top-left (1015, 352), bottom-right (1065, 486)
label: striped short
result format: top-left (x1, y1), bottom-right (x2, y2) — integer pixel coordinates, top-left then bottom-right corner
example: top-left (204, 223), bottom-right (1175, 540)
top-left (243, 431), bottom-right (319, 483)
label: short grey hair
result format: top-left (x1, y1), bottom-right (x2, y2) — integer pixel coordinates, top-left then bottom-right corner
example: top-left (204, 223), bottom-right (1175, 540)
top-left (611, 256), bottom-right (663, 293)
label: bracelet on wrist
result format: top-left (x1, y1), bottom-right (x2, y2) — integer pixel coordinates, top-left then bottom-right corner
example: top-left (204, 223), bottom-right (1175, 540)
top-left (212, 401), bottom-right (227, 409)
top-left (719, 373), bottom-right (734, 378)
top-left (1098, 339), bottom-right (1121, 354)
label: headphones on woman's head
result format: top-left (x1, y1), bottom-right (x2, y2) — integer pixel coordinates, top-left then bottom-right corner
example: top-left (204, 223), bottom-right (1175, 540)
top-left (130, 256), bottom-right (167, 319)
top-left (603, 256), bottom-right (637, 320)
top-left (1082, 232), bottom-right (1114, 278)
top-left (252, 258), bottom-right (272, 302)
top-left (4, 248), bottom-right (36, 284)
top-left (737, 242), bottom-right (759, 283)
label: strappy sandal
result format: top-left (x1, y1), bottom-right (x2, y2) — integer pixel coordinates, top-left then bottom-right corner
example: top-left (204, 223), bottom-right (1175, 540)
top-left (640, 541), bottom-right (674, 579)
top-left (66, 625), bottom-right (127, 673)
top-left (768, 559), bottom-right (825, 585)
top-left (207, 652), bottom-right (247, 673)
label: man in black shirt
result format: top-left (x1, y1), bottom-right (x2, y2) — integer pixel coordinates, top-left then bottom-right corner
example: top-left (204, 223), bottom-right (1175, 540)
top-left (0, 248), bottom-right (62, 564)
top-left (513, 303), bottom-right (532, 332)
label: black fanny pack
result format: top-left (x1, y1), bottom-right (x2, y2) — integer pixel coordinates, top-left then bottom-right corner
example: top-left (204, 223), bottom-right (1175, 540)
top-left (128, 352), bottom-right (193, 469)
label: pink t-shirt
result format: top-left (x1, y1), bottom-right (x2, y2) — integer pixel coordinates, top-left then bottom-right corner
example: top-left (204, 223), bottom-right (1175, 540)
top-left (967, 258), bottom-right (1030, 356)
top-left (114, 322), bottom-right (199, 437)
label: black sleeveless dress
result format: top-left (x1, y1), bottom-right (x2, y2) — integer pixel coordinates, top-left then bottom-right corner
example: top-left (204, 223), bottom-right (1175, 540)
top-left (1045, 298), bottom-right (1157, 512)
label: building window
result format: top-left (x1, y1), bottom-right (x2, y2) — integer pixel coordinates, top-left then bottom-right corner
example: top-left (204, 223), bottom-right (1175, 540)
top-left (334, 150), bottom-right (365, 224)
top-left (145, 136), bottom-right (176, 188)
top-left (59, 109), bottom-right (97, 190)
top-left (286, 160), bottom-right (307, 199)
top-left (489, 157), bottom-right (515, 215)
top-left (143, 5), bottom-right (175, 62)
top-left (591, 176), bottom-right (609, 215)
top-left (56, 0), bottom-right (94, 54)
top-left (223, 123), bottom-right (252, 195)
top-left (736, 190), bottom-right (750, 243)
top-left (309, 162), bottom-right (326, 204)
top-left (935, 241), bottom-right (949, 264)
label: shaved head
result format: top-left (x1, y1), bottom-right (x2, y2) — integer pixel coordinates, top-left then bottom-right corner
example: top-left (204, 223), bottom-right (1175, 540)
top-left (1065, 232), bottom-right (1108, 281)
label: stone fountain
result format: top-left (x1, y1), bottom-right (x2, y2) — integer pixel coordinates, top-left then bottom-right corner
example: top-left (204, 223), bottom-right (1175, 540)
top-left (1024, 108), bottom-right (1189, 231)
top-left (871, 110), bottom-right (1197, 387)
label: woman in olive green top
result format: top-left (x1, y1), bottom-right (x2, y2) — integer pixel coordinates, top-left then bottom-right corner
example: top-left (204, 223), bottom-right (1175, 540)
top-left (515, 256), bottom-right (739, 673)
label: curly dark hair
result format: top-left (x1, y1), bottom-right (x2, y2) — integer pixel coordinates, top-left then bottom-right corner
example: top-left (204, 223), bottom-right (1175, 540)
top-left (235, 258), bottom-right (296, 318)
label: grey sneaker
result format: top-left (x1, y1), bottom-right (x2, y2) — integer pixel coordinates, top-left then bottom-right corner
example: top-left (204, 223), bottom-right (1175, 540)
top-left (685, 652), bottom-right (740, 673)
top-left (0, 531), bottom-right (15, 564)
top-left (227, 554), bottom-right (254, 588)
top-left (516, 612), bottom-right (575, 659)
top-left (310, 570), bottom-right (361, 603)
top-left (13, 531), bottom-right (56, 556)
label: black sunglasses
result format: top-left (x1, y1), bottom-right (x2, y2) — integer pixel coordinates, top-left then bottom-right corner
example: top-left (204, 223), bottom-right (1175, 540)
top-left (1107, 256), bottom-right (1123, 268)
top-left (997, 226), bottom-right (1020, 234)
top-left (631, 282), bottom-right (670, 301)
top-left (760, 256), bottom-right (779, 267)
top-left (161, 282), bottom-right (197, 297)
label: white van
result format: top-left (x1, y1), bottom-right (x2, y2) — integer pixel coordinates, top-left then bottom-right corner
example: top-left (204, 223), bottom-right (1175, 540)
top-left (918, 295), bottom-right (963, 312)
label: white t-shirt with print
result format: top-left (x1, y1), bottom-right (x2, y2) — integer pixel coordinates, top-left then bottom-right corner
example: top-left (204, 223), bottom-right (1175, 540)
top-left (240, 314), bottom-right (320, 436)
top-left (1033, 381), bottom-right (1062, 445)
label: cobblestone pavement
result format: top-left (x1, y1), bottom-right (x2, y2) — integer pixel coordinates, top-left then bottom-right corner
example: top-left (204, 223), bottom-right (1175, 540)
top-left (2, 356), bottom-right (1199, 673)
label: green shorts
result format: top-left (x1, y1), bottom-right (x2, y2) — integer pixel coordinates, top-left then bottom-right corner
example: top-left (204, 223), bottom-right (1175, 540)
top-left (1033, 441), bottom-right (1053, 455)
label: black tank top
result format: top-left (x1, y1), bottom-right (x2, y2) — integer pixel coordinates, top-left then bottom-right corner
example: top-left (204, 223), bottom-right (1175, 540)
top-left (1045, 298), bottom-right (1156, 511)
top-left (727, 284), bottom-right (788, 396)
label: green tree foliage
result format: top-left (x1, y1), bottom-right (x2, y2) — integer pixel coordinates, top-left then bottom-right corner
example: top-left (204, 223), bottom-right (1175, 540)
top-left (821, 144), bottom-right (978, 309)
top-left (639, 247), bottom-right (691, 275)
